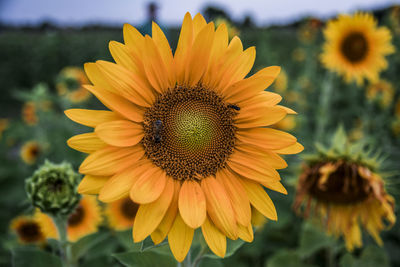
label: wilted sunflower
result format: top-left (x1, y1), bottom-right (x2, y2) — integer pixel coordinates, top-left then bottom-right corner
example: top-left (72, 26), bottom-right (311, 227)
top-left (20, 141), bottom-right (41, 165)
top-left (10, 216), bottom-right (46, 244)
top-left (105, 196), bottom-right (139, 231)
top-left (65, 13), bottom-right (302, 261)
top-left (366, 79), bottom-right (394, 108)
top-left (35, 196), bottom-right (102, 242)
top-left (321, 12), bottom-right (395, 84)
top-left (294, 127), bottom-right (395, 251)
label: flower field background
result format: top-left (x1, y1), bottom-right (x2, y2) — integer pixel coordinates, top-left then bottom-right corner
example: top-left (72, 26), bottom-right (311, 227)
top-left (1, 5), bottom-right (400, 267)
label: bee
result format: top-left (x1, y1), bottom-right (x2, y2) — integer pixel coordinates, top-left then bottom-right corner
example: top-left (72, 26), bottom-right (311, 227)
top-left (227, 104), bottom-right (240, 111)
top-left (153, 120), bottom-right (163, 143)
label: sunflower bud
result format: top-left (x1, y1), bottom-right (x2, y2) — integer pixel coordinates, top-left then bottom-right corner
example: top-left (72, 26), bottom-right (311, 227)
top-left (25, 160), bottom-right (81, 216)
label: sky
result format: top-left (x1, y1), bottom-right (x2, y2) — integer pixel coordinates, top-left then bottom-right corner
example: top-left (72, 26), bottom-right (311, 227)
top-left (0, 0), bottom-right (399, 27)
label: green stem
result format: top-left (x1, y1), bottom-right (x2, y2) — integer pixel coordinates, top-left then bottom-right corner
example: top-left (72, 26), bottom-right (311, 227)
top-left (53, 215), bottom-right (75, 267)
top-left (315, 72), bottom-right (334, 141)
top-left (177, 246), bottom-right (207, 267)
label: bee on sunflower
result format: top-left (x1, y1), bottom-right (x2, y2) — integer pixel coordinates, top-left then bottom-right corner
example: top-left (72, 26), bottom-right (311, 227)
top-left (65, 13), bottom-right (302, 262)
top-left (35, 196), bottom-right (102, 242)
top-left (320, 12), bottom-right (395, 84)
top-left (10, 216), bottom-right (46, 245)
top-left (294, 127), bottom-right (395, 251)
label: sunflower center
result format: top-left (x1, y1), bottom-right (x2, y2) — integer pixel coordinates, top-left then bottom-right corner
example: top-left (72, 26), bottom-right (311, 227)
top-left (142, 85), bottom-right (237, 180)
top-left (341, 32), bottom-right (368, 63)
top-left (68, 205), bottom-right (85, 226)
top-left (306, 162), bottom-right (371, 204)
top-left (18, 222), bottom-right (42, 242)
top-left (120, 198), bottom-right (139, 219)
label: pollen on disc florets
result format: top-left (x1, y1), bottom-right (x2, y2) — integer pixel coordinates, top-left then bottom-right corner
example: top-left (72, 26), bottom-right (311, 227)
top-left (142, 85), bottom-right (238, 181)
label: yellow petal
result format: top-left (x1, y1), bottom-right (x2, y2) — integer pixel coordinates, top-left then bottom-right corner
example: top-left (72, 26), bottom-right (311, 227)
top-left (178, 180), bottom-right (206, 228)
top-left (98, 161), bottom-right (150, 202)
top-left (168, 213), bottom-right (194, 262)
top-left (186, 22), bottom-right (215, 87)
top-left (237, 223), bottom-right (254, 242)
top-left (96, 60), bottom-right (154, 107)
top-left (152, 22), bottom-right (175, 87)
top-left (273, 142), bottom-right (304, 154)
top-left (78, 175), bottom-right (109, 195)
top-left (263, 181), bottom-right (287, 195)
top-left (151, 179), bottom-right (181, 244)
top-left (235, 105), bottom-right (287, 128)
top-left (237, 128), bottom-right (297, 150)
top-left (79, 145), bottom-right (144, 176)
top-left (235, 143), bottom-right (288, 169)
top-left (201, 177), bottom-right (237, 240)
top-left (193, 13), bottom-right (207, 36)
top-left (84, 62), bottom-right (112, 92)
top-left (83, 85), bottom-right (144, 122)
top-left (277, 105), bottom-right (297, 114)
top-left (142, 36), bottom-right (170, 93)
top-left (201, 217), bottom-right (226, 258)
top-left (67, 132), bottom-right (106, 153)
top-left (123, 24), bottom-right (145, 54)
top-left (133, 177), bottom-right (175, 242)
top-left (95, 120), bottom-right (143, 147)
top-left (65, 109), bottom-right (122, 128)
top-left (109, 41), bottom-right (139, 74)
top-left (130, 167), bottom-right (167, 204)
top-left (174, 12), bottom-right (194, 85)
top-left (239, 179), bottom-right (277, 221)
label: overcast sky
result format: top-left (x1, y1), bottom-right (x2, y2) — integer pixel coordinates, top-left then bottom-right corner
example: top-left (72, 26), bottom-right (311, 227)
top-left (0, 0), bottom-right (399, 26)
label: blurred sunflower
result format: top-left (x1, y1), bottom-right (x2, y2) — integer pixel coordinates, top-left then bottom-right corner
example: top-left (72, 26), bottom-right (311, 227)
top-left (22, 102), bottom-right (38, 125)
top-left (273, 69), bottom-right (288, 93)
top-left (294, 128), bottom-right (395, 251)
top-left (35, 196), bottom-right (102, 242)
top-left (105, 196), bottom-right (139, 231)
top-left (66, 13), bottom-right (302, 261)
top-left (366, 79), bottom-right (394, 108)
top-left (321, 13), bottom-right (395, 84)
top-left (0, 118), bottom-right (9, 140)
top-left (273, 115), bottom-right (297, 131)
top-left (56, 67), bottom-right (91, 103)
top-left (20, 141), bottom-right (41, 165)
top-left (10, 216), bottom-right (46, 244)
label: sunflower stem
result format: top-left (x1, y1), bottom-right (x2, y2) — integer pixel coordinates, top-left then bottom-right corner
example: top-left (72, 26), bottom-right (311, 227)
top-left (315, 72), bottom-right (334, 141)
top-left (53, 215), bottom-right (75, 267)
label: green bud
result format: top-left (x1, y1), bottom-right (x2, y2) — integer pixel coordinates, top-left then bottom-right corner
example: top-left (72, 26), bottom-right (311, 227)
top-left (25, 160), bottom-right (81, 216)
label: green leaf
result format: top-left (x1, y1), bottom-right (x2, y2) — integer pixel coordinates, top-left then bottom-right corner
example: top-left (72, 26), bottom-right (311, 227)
top-left (113, 248), bottom-right (176, 267)
top-left (339, 253), bottom-right (356, 267)
top-left (204, 239), bottom-right (245, 259)
top-left (199, 257), bottom-right (224, 267)
top-left (12, 247), bottom-right (62, 267)
top-left (265, 250), bottom-right (317, 267)
top-left (331, 125), bottom-right (347, 153)
top-left (297, 222), bottom-right (337, 257)
top-left (70, 231), bottom-right (111, 261)
top-left (356, 245), bottom-right (390, 267)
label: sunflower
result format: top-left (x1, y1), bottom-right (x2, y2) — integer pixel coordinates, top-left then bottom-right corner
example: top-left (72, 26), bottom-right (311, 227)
top-left (273, 115), bottom-right (296, 131)
top-left (0, 118), bottom-right (9, 140)
top-left (22, 102), bottom-right (38, 125)
top-left (35, 196), bottom-right (102, 242)
top-left (366, 79), bottom-right (394, 108)
top-left (105, 196), bottom-right (139, 231)
top-left (20, 141), bottom-right (41, 165)
top-left (294, 128), bottom-right (395, 251)
top-left (65, 13), bottom-right (302, 261)
top-left (272, 69), bottom-right (287, 93)
top-left (10, 216), bottom-right (46, 244)
top-left (320, 12), bottom-right (395, 84)
top-left (56, 67), bottom-right (91, 103)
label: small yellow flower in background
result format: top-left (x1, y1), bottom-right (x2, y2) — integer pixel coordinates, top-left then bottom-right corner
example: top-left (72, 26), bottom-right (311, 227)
top-left (394, 99), bottom-right (400, 118)
top-left (215, 17), bottom-right (240, 40)
top-left (22, 102), bottom-right (38, 125)
top-left (10, 216), bottom-right (46, 244)
top-left (366, 80), bottom-right (394, 108)
top-left (298, 18), bottom-right (322, 44)
top-left (392, 119), bottom-right (400, 136)
top-left (35, 196), bottom-right (102, 242)
top-left (65, 12), bottom-right (303, 262)
top-left (105, 196), bottom-right (139, 231)
top-left (292, 48), bottom-right (306, 62)
top-left (20, 141), bottom-right (41, 165)
top-left (56, 67), bottom-right (91, 103)
top-left (389, 5), bottom-right (400, 34)
top-left (0, 118), bottom-right (9, 140)
top-left (273, 69), bottom-right (288, 93)
top-left (273, 115), bottom-right (297, 131)
top-left (294, 128), bottom-right (395, 251)
top-left (321, 12), bottom-right (395, 84)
